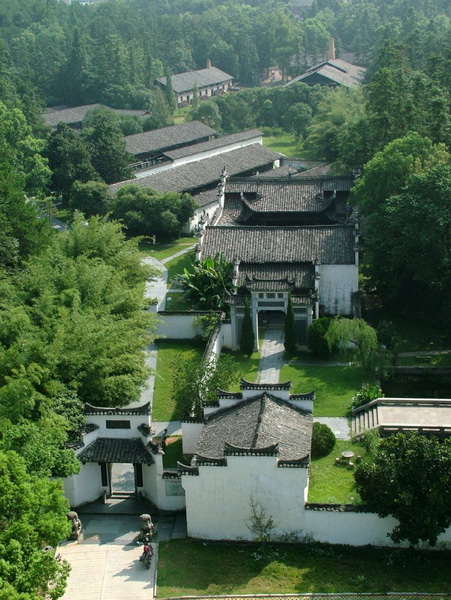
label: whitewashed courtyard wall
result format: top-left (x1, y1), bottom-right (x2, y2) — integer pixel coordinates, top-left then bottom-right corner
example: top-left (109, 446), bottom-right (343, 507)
top-left (318, 264), bottom-right (358, 315)
top-left (182, 456), bottom-right (308, 540)
top-left (142, 456), bottom-right (186, 511)
top-left (155, 312), bottom-right (211, 339)
top-left (63, 463), bottom-right (107, 507)
top-left (304, 508), bottom-right (451, 548)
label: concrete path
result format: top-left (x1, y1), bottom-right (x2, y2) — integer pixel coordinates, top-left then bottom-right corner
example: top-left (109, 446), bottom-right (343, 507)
top-left (58, 514), bottom-right (157, 600)
top-left (314, 417), bottom-right (351, 440)
top-left (160, 244), bottom-right (196, 265)
top-left (257, 328), bottom-right (285, 384)
top-left (142, 256), bottom-right (167, 311)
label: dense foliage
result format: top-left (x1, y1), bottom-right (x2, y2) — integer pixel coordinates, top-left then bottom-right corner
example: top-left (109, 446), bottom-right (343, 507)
top-left (112, 185), bottom-right (196, 240)
top-left (355, 433), bottom-right (451, 545)
top-left (240, 297), bottom-right (255, 357)
top-left (307, 317), bottom-right (333, 355)
top-left (311, 422), bottom-right (336, 458)
top-left (177, 253), bottom-right (235, 310)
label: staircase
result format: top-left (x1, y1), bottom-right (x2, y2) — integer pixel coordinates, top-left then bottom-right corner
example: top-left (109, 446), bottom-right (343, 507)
top-left (352, 401), bottom-right (380, 437)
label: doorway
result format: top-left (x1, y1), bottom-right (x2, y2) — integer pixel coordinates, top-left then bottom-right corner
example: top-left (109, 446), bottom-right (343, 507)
top-left (111, 463), bottom-right (135, 496)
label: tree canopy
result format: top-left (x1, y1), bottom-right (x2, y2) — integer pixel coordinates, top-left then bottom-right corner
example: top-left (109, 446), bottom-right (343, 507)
top-left (112, 185), bottom-right (196, 240)
top-left (355, 433), bottom-right (451, 546)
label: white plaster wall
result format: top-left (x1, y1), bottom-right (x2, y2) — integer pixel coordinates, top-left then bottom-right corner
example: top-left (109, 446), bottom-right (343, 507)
top-left (63, 463), bottom-right (107, 508)
top-left (318, 265), bottom-right (358, 315)
top-left (182, 422), bottom-right (204, 455)
top-left (305, 510), bottom-right (451, 548)
top-left (85, 413), bottom-right (148, 438)
top-left (221, 322), bottom-right (232, 349)
top-left (288, 399), bottom-right (313, 412)
top-left (155, 313), bottom-right (205, 339)
top-left (187, 201), bottom-right (219, 233)
top-left (183, 456), bottom-right (308, 540)
top-left (142, 455), bottom-right (186, 510)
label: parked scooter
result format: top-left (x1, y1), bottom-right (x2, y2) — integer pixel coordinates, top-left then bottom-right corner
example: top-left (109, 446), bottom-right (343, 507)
top-left (140, 543), bottom-right (153, 569)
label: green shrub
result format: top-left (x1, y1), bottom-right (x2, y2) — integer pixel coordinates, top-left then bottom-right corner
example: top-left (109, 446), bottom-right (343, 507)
top-left (307, 317), bottom-right (332, 355)
top-left (311, 422), bottom-right (336, 458)
top-left (351, 383), bottom-right (383, 410)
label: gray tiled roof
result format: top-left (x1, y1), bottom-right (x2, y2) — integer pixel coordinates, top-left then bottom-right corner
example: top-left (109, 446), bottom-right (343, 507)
top-left (196, 393), bottom-right (312, 461)
top-left (251, 165), bottom-right (298, 178)
top-left (44, 104), bottom-right (148, 127)
top-left (110, 145), bottom-right (282, 194)
top-left (156, 67), bottom-right (233, 93)
top-left (201, 225), bottom-right (356, 265)
top-left (192, 189), bottom-right (219, 208)
top-left (84, 402), bottom-right (151, 416)
top-left (287, 59), bottom-right (367, 88)
top-left (237, 262), bottom-right (315, 291)
top-left (164, 129), bottom-right (262, 160)
top-left (125, 121), bottom-right (217, 155)
top-left (77, 437), bottom-right (155, 464)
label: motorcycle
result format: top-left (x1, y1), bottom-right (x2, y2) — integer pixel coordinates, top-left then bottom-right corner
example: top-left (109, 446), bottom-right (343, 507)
top-left (140, 543), bottom-right (153, 569)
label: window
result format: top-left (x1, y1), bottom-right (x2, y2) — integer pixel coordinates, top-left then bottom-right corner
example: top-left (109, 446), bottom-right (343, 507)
top-left (266, 293), bottom-right (276, 299)
top-left (258, 293), bottom-right (264, 298)
top-left (106, 420), bottom-right (131, 429)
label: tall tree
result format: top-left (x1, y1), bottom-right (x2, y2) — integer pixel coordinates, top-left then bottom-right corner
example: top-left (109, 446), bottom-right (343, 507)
top-left (325, 317), bottom-right (379, 374)
top-left (82, 111), bottom-right (133, 184)
top-left (355, 433), bottom-right (451, 546)
top-left (164, 66), bottom-right (177, 114)
top-left (284, 293), bottom-right (298, 355)
top-left (44, 123), bottom-right (98, 201)
top-left (240, 297), bottom-right (255, 357)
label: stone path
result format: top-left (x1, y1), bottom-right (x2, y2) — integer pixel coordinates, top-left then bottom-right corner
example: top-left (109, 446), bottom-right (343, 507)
top-left (314, 417), bottom-right (351, 440)
top-left (257, 328), bottom-right (285, 384)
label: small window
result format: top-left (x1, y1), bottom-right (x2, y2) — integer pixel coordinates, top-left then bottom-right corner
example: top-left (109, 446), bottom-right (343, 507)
top-left (106, 420), bottom-right (131, 429)
top-left (266, 293), bottom-right (275, 299)
top-left (277, 293), bottom-right (284, 299)
top-left (258, 293), bottom-right (264, 298)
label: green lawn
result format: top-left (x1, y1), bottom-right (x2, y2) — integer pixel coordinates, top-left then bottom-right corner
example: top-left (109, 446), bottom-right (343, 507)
top-left (164, 293), bottom-right (194, 311)
top-left (263, 133), bottom-right (300, 157)
top-left (152, 342), bottom-right (261, 420)
top-left (162, 437), bottom-right (184, 468)
top-left (280, 364), bottom-right (366, 417)
top-left (308, 440), bottom-right (363, 504)
top-left (152, 340), bottom-right (205, 421)
top-left (157, 539), bottom-right (451, 596)
top-left (166, 251), bottom-right (195, 285)
top-left (138, 236), bottom-right (196, 261)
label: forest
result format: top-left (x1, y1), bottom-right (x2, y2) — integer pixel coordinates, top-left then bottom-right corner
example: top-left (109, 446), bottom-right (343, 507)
top-left (1, 0), bottom-right (451, 597)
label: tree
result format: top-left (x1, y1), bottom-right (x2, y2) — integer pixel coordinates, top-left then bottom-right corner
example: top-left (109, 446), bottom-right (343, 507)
top-left (177, 253), bottom-right (234, 310)
top-left (69, 180), bottom-right (111, 216)
top-left (351, 132), bottom-right (450, 218)
top-left (284, 293), bottom-right (298, 355)
top-left (81, 111), bottom-right (133, 184)
top-left (112, 185), bottom-right (195, 239)
top-left (189, 100), bottom-right (222, 130)
top-left (164, 67), bottom-right (177, 114)
top-left (0, 102), bottom-right (51, 195)
top-left (368, 165), bottom-right (451, 320)
top-left (240, 297), bottom-right (254, 356)
top-left (0, 169), bottom-right (54, 266)
top-left (44, 123), bottom-right (98, 201)
top-left (174, 353), bottom-right (237, 419)
top-left (325, 317), bottom-right (379, 374)
top-left (0, 450), bottom-right (71, 598)
top-left (282, 102), bottom-right (313, 140)
top-left (355, 433), bottom-right (451, 546)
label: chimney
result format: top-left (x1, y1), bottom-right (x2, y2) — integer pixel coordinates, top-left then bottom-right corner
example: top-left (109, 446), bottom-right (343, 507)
top-left (206, 58), bottom-right (212, 69)
top-left (328, 37), bottom-right (336, 61)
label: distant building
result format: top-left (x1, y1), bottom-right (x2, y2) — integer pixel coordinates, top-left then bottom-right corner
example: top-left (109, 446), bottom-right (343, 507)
top-left (44, 104), bottom-right (149, 129)
top-left (286, 38), bottom-right (367, 88)
top-left (155, 61), bottom-right (233, 107)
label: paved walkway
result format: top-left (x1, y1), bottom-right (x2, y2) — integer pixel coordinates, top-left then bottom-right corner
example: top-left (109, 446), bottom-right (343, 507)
top-left (257, 328), bottom-right (285, 383)
top-left (314, 417), bottom-right (351, 439)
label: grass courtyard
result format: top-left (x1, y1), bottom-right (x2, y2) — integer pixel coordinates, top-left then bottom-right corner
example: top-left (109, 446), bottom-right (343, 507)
top-left (281, 363), bottom-right (366, 417)
top-left (156, 539), bottom-right (451, 596)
